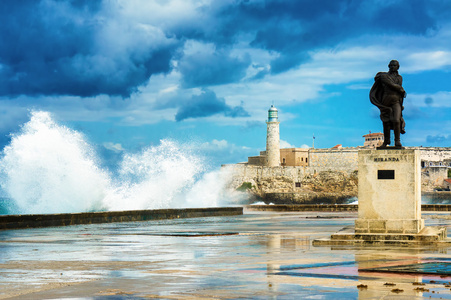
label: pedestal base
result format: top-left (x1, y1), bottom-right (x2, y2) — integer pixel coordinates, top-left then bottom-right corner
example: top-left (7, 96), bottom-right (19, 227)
top-left (355, 218), bottom-right (424, 234)
top-left (312, 225), bottom-right (450, 246)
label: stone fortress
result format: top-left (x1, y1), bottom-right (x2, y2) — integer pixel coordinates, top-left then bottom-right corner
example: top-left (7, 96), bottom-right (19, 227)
top-left (224, 105), bottom-right (451, 204)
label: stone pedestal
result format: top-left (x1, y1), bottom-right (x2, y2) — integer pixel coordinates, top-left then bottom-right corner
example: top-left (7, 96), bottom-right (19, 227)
top-left (355, 149), bottom-right (424, 234)
top-left (313, 149), bottom-right (449, 246)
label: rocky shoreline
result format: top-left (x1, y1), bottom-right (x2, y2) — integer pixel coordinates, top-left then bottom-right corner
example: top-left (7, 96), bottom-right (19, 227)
top-left (232, 170), bottom-right (451, 205)
top-left (231, 170), bottom-right (358, 204)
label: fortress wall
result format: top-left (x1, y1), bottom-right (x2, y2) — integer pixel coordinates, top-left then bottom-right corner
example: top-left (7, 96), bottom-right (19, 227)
top-left (422, 166), bottom-right (449, 188)
top-left (223, 164), bottom-right (306, 182)
top-left (248, 156), bottom-right (265, 166)
top-left (308, 148), bottom-right (358, 173)
top-left (223, 164), bottom-right (307, 193)
top-left (417, 147), bottom-right (451, 163)
top-left (225, 147), bottom-right (451, 197)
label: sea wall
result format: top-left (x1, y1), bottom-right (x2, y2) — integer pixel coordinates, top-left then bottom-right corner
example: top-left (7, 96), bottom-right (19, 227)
top-left (0, 207), bottom-right (244, 230)
top-left (244, 204), bottom-right (451, 212)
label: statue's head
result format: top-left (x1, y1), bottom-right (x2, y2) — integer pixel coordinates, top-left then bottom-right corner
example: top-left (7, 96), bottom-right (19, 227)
top-left (388, 60), bottom-right (400, 72)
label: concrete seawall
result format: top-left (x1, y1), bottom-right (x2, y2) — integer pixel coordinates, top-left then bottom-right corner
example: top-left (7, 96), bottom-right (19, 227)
top-left (245, 204), bottom-right (358, 212)
top-left (245, 204), bottom-right (451, 212)
top-left (0, 207), bottom-right (243, 230)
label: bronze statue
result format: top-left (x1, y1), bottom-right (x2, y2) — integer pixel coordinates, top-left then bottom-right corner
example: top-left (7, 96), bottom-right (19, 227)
top-left (370, 60), bottom-right (406, 148)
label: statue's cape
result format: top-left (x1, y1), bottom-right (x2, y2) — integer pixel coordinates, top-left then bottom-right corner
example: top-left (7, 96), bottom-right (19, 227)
top-left (370, 72), bottom-right (390, 110)
top-left (369, 72), bottom-right (406, 134)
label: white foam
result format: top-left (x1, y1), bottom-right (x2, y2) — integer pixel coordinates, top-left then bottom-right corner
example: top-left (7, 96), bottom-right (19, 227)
top-left (0, 111), bottom-right (239, 214)
top-left (0, 111), bottom-right (110, 214)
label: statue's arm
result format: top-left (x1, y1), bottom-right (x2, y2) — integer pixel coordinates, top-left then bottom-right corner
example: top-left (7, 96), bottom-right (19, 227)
top-left (399, 75), bottom-right (406, 97)
top-left (380, 73), bottom-right (405, 95)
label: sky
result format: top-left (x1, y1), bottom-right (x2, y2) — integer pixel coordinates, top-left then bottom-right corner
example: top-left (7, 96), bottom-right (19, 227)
top-left (1, 0), bottom-right (451, 169)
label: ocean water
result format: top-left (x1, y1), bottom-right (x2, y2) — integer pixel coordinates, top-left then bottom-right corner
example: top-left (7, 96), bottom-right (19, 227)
top-left (0, 111), bottom-right (244, 215)
top-left (0, 197), bottom-right (14, 215)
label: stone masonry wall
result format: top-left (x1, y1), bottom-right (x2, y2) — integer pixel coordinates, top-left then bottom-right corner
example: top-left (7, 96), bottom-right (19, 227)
top-left (308, 148), bottom-right (358, 173)
top-left (422, 167), bottom-right (449, 191)
top-left (223, 164), bottom-right (306, 195)
top-left (418, 147), bottom-right (451, 162)
top-left (223, 164), bottom-right (357, 202)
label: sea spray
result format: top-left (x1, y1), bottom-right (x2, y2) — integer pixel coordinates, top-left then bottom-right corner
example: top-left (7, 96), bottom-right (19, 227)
top-left (104, 140), bottom-right (206, 211)
top-left (0, 111), bottom-right (110, 214)
top-left (0, 111), bottom-right (241, 214)
top-left (184, 167), bottom-right (244, 208)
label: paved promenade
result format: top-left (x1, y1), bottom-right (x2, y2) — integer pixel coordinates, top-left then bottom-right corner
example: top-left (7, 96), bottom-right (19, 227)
top-left (1, 210), bottom-right (451, 299)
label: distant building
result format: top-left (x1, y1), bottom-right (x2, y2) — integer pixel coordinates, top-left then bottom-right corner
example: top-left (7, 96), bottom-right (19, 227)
top-left (280, 148), bottom-right (309, 167)
top-left (363, 132), bottom-right (384, 148)
top-left (444, 179), bottom-right (451, 190)
top-left (247, 151), bottom-right (266, 166)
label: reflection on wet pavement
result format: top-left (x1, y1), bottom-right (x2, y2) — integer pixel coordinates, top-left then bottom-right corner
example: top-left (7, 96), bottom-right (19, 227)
top-left (0, 211), bottom-right (451, 299)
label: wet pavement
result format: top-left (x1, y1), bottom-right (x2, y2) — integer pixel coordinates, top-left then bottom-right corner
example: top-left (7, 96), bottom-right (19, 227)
top-left (1, 210), bottom-right (451, 299)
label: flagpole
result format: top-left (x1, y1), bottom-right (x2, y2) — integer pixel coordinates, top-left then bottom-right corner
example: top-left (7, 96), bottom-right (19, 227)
top-left (312, 134), bottom-right (315, 149)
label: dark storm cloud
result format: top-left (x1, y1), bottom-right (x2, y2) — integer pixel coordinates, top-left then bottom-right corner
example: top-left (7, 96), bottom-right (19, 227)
top-left (219, 0), bottom-right (439, 73)
top-left (0, 0), bottom-right (446, 98)
top-left (179, 50), bottom-right (251, 88)
top-left (242, 120), bottom-right (265, 131)
top-left (175, 89), bottom-right (249, 121)
top-left (0, 0), bottom-right (178, 98)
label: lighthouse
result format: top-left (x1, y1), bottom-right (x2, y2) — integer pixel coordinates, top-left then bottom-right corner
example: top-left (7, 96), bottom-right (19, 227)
top-left (266, 105), bottom-right (280, 167)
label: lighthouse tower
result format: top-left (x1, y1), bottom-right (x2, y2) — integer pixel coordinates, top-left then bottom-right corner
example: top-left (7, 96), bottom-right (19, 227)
top-left (266, 105), bottom-right (280, 167)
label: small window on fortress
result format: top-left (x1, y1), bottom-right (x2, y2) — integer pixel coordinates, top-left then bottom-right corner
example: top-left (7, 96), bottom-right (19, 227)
top-left (301, 157), bottom-right (304, 162)
top-left (306, 158), bottom-right (308, 163)
top-left (295, 182), bottom-right (301, 188)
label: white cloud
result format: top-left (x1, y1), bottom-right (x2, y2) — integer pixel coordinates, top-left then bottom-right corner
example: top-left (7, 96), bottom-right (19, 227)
top-left (404, 51), bottom-right (451, 73)
top-left (210, 139), bottom-right (229, 149)
top-left (103, 142), bottom-right (125, 153)
top-left (280, 139), bottom-right (294, 148)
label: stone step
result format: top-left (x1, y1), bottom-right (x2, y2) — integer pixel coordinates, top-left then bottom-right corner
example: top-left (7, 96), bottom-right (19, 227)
top-left (313, 237), bottom-right (451, 246)
top-left (331, 233), bottom-right (441, 242)
top-left (314, 226), bottom-right (449, 246)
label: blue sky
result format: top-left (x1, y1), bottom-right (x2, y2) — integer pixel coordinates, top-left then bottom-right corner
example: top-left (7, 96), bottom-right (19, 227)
top-left (1, 0), bottom-right (451, 169)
